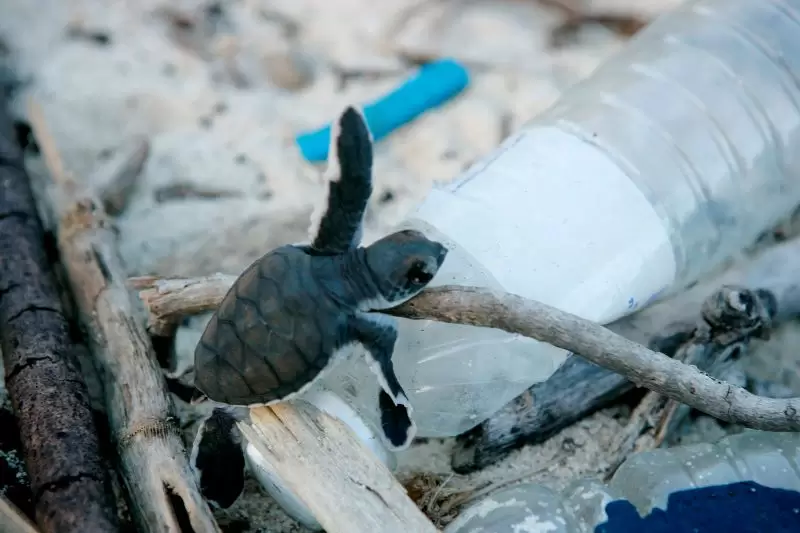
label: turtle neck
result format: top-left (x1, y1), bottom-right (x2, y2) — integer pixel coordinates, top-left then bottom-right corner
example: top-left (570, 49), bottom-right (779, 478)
top-left (317, 247), bottom-right (382, 309)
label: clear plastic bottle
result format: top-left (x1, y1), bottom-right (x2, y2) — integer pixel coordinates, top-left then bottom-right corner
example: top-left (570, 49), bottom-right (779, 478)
top-left (444, 430), bottom-right (800, 532)
top-left (316, 0), bottom-right (800, 438)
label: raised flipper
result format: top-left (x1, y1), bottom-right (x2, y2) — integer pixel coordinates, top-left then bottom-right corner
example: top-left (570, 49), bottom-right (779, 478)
top-left (308, 105), bottom-right (374, 255)
top-left (349, 312), bottom-right (416, 450)
top-left (190, 407), bottom-right (246, 509)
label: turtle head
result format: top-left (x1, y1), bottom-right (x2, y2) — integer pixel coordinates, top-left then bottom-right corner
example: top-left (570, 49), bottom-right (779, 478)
top-left (362, 229), bottom-right (448, 309)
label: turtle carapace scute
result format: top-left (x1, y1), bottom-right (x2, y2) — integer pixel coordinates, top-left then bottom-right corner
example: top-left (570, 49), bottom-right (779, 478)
top-left (190, 104), bottom-right (449, 508)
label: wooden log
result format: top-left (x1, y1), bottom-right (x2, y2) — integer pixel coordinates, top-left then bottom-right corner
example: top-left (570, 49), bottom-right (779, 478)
top-left (0, 97), bottom-right (119, 532)
top-left (451, 236), bottom-right (800, 472)
top-left (241, 403), bottom-right (440, 533)
top-left (26, 99), bottom-right (221, 533)
top-left (0, 495), bottom-right (41, 533)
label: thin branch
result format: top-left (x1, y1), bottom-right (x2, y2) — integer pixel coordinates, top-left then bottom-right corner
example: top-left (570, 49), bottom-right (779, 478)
top-left (130, 274), bottom-right (800, 432)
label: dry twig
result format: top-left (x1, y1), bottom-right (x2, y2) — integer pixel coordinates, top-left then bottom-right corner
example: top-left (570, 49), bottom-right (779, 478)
top-left (130, 274), bottom-right (800, 432)
top-left (26, 99), bottom-right (221, 533)
top-left (605, 286), bottom-right (775, 476)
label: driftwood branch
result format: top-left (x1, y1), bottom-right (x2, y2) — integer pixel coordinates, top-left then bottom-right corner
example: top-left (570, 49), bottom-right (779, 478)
top-left (241, 404), bottom-right (439, 533)
top-left (452, 236), bottom-right (800, 472)
top-left (26, 99), bottom-right (221, 533)
top-left (130, 272), bottom-right (800, 434)
top-left (0, 97), bottom-right (118, 532)
top-left (390, 286), bottom-right (800, 430)
top-left (0, 495), bottom-right (41, 533)
top-left (607, 327), bottom-right (752, 478)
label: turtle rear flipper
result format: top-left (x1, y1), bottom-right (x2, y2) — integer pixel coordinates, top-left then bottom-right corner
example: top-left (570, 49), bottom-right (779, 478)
top-left (190, 407), bottom-right (246, 509)
top-left (379, 389), bottom-right (416, 449)
top-left (309, 105), bottom-right (374, 254)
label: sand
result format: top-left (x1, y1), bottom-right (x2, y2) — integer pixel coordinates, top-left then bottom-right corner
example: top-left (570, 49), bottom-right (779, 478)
top-left (1, 1), bottom-right (798, 532)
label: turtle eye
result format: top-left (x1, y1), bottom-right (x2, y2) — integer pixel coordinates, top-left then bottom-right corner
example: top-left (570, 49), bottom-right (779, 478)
top-left (407, 261), bottom-right (433, 285)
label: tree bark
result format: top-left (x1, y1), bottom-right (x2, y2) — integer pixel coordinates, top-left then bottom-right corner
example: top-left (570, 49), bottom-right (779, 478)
top-left (0, 100), bottom-right (119, 532)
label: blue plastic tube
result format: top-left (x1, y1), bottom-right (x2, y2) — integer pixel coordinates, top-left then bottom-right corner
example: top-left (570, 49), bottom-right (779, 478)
top-left (295, 58), bottom-right (470, 162)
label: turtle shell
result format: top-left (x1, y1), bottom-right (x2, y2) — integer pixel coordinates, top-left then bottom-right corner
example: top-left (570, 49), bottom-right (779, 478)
top-left (194, 245), bottom-right (347, 405)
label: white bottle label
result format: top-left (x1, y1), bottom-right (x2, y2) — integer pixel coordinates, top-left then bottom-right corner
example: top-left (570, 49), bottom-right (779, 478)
top-left (412, 126), bottom-right (678, 325)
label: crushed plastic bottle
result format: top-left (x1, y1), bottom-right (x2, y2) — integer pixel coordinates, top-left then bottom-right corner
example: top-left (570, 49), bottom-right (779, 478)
top-left (315, 0), bottom-right (800, 439)
top-left (444, 430), bottom-right (800, 533)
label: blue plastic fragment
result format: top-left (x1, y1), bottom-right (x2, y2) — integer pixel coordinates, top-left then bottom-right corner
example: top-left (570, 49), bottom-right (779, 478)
top-left (295, 58), bottom-right (470, 162)
top-left (595, 481), bottom-right (800, 532)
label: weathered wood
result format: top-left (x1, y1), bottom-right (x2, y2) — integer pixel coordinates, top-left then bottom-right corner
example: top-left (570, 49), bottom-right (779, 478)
top-left (241, 403), bottom-right (439, 533)
top-left (452, 235), bottom-right (800, 472)
top-left (26, 99), bottom-right (221, 533)
top-left (0, 98), bottom-right (118, 533)
top-left (390, 284), bottom-right (800, 421)
top-left (606, 295), bottom-right (768, 478)
top-left (129, 274), bottom-right (232, 337)
top-left (0, 494), bottom-right (41, 533)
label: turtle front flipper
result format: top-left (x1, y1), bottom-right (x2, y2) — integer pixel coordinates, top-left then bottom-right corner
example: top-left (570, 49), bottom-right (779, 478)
top-left (308, 105), bottom-right (374, 254)
top-left (350, 312), bottom-right (417, 450)
top-left (190, 407), bottom-right (246, 509)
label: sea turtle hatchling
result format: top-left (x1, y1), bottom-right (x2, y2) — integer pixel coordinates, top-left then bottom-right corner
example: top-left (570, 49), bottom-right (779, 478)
top-left (189, 105), bottom-right (449, 508)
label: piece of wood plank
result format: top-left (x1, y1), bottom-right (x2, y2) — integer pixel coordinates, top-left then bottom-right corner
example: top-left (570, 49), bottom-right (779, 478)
top-left (0, 494), bottom-right (41, 533)
top-left (26, 98), bottom-right (221, 533)
top-left (241, 403), bottom-right (440, 533)
top-left (0, 94), bottom-right (119, 533)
